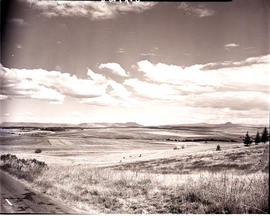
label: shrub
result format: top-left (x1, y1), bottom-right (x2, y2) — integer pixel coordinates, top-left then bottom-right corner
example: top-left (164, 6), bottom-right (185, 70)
top-left (35, 149), bottom-right (42, 153)
top-left (0, 154), bottom-right (47, 181)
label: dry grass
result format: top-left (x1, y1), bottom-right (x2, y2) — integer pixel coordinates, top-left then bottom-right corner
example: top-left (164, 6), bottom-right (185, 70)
top-left (1, 143), bottom-right (269, 214)
top-left (112, 143), bottom-right (269, 174)
top-left (25, 165), bottom-right (269, 214)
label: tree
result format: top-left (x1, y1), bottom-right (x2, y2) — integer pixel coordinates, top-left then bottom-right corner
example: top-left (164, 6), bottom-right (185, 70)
top-left (254, 131), bottom-right (261, 145)
top-left (243, 131), bottom-right (252, 146)
top-left (261, 127), bottom-right (269, 144)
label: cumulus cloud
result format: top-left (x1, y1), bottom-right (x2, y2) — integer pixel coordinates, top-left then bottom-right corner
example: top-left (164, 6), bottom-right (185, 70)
top-left (124, 78), bottom-right (179, 99)
top-left (135, 55), bottom-right (269, 111)
top-left (178, 3), bottom-right (215, 18)
top-left (0, 64), bottom-right (132, 107)
top-left (87, 68), bottom-right (107, 83)
top-left (137, 56), bottom-right (269, 91)
top-left (202, 55), bottom-right (270, 70)
top-left (108, 80), bottom-right (131, 98)
top-left (24, 1), bottom-right (156, 20)
top-left (99, 62), bottom-right (128, 77)
top-left (0, 66), bottom-right (110, 103)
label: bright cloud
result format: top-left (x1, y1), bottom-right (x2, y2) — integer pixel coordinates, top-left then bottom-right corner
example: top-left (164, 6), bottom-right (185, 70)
top-left (0, 66), bottom-right (109, 102)
top-left (124, 78), bottom-right (179, 99)
top-left (135, 55), bottom-right (270, 112)
top-left (87, 68), bottom-right (107, 83)
top-left (108, 80), bottom-right (131, 98)
top-left (225, 43), bottom-right (240, 48)
top-left (137, 55), bottom-right (269, 90)
top-left (25, 1), bottom-right (157, 20)
top-left (0, 94), bottom-right (8, 100)
top-left (71, 110), bottom-right (81, 117)
top-left (99, 62), bottom-right (128, 77)
top-left (80, 94), bottom-right (122, 107)
top-left (0, 64), bottom-right (132, 107)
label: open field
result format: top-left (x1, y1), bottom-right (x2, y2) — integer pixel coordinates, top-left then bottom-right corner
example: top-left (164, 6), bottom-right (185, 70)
top-left (0, 124), bottom-right (265, 166)
top-left (0, 124), bottom-right (269, 213)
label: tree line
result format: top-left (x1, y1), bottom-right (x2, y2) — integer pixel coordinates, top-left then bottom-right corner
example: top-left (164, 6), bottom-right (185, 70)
top-left (243, 127), bottom-right (269, 146)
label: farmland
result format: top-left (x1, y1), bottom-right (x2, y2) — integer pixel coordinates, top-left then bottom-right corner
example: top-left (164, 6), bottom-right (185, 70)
top-left (0, 123), bottom-right (269, 213)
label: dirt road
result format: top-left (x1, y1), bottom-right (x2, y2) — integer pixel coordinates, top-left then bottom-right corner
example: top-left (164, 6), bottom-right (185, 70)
top-left (0, 170), bottom-right (76, 213)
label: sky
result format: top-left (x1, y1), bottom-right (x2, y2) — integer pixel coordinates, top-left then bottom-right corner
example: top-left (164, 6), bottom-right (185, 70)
top-left (0, 0), bottom-right (269, 125)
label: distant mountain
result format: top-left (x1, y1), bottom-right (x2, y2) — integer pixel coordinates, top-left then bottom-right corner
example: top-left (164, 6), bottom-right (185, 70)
top-left (0, 121), bottom-right (264, 129)
top-left (152, 122), bottom-right (242, 129)
top-left (0, 121), bottom-right (142, 128)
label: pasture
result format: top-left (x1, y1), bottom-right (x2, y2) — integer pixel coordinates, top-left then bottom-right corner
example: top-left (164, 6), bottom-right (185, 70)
top-left (0, 124), bottom-right (269, 213)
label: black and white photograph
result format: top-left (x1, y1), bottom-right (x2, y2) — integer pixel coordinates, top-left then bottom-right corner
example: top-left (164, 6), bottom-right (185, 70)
top-left (0, 0), bottom-right (269, 214)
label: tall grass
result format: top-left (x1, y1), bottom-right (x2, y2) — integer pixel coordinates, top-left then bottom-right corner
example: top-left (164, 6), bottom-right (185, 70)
top-left (0, 154), bottom-right (47, 181)
top-left (1, 143), bottom-right (268, 214)
top-left (30, 166), bottom-right (269, 214)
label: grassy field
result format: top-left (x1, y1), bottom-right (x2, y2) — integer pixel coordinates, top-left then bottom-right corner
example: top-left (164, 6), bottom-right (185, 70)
top-left (0, 125), bottom-right (269, 213)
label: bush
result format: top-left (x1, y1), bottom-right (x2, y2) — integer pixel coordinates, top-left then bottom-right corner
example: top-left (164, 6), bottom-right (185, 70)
top-left (35, 149), bottom-right (42, 153)
top-left (0, 154), bottom-right (47, 181)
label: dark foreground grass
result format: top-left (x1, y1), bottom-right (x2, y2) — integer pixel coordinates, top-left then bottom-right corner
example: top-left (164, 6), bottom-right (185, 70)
top-left (0, 154), bottom-right (47, 181)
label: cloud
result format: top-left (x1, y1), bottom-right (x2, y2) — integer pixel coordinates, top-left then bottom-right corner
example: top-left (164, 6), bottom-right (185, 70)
top-left (0, 94), bottom-right (8, 100)
top-left (9, 18), bottom-right (28, 26)
top-left (224, 43), bottom-right (240, 51)
top-left (124, 78), bottom-right (179, 99)
top-left (116, 48), bottom-right (126, 54)
top-left (140, 53), bottom-right (156, 57)
top-left (201, 55), bottom-right (270, 70)
top-left (87, 68), bottom-right (107, 83)
top-left (71, 110), bottom-right (81, 117)
top-left (80, 94), bottom-right (122, 107)
top-left (178, 3), bottom-right (215, 18)
top-left (187, 91), bottom-right (269, 111)
top-left (0, 64), bottom-right (132, 107)
top-left (137, 56), bottom-right (269, 90)
top-left (135, 55), bottom-right (269, 111)
top-left (225, 43), bottom-right (240, 48)
top-left (0, 66), bottom-right (110, 103)
top-left (25, 1), bottom-right (157, 20)
top-left (99, 62), bottom-right (128, 77)
top-left (107, 80), bottom-right (131, 98)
